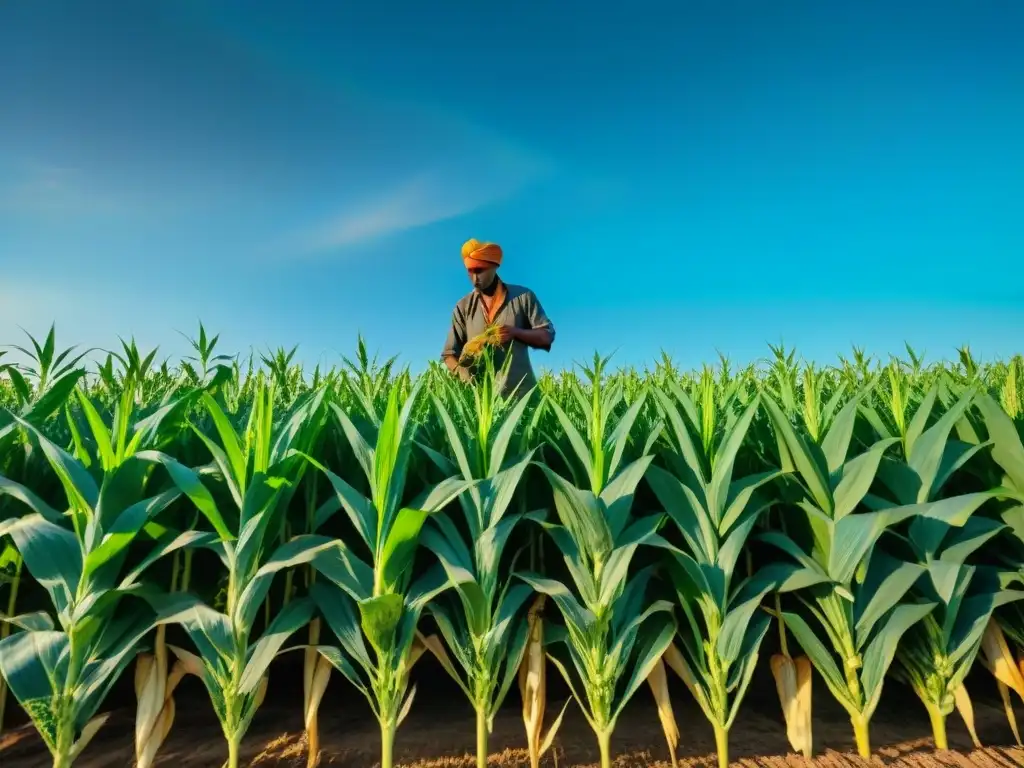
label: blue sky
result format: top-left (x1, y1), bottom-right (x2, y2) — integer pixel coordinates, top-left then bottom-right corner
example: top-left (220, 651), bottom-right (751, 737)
top-left (1, 1), bottom-right (1022, 374)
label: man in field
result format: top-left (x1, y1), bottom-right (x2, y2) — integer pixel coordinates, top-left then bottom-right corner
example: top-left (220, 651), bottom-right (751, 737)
top-left (442, 238), bottom-right (555, 398)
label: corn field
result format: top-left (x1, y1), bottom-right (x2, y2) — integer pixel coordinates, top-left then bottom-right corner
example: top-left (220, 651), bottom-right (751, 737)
top-left (2, 325), bottom-right (1024, 768)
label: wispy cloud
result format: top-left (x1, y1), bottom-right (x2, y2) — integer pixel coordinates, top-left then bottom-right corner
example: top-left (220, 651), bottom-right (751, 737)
top-left (295, 129), bottom-right (551, 255)
top-left (0, 162), bottom-right (122, 217)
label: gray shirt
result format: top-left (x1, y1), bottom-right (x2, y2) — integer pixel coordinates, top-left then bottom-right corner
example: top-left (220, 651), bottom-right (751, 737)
top-left (442, 282), bottom-right (556, 398)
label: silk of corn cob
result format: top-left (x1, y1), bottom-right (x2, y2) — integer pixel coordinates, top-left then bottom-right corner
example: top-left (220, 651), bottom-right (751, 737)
top-left (459, 325), bottom-right (503, 365)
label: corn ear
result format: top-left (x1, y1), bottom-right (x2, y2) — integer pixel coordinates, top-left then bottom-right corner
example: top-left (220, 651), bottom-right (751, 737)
top-left (770, 653), bottom-right (813, 758)
top-left (459, 325), bottom-right (503, 365)
top-left (520, 595), bottom-right (567, 768)
top-left (953, 683), bottom-right (981, 749)
top-left (135, 626), bottom-right (177, 768)
top-left (646, 657), bottom-right (679, 767)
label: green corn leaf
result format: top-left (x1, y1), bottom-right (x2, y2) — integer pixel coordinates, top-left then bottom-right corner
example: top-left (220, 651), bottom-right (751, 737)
top-left (977, 393), bottom-right (1024, 491)
top-left (612, 613), bottom-right (676, 722)
top-left (600, 455), bottom-right (654, 542)
top-left (358, 593), bottom-right (404, 656)
top-left (860, 601), bottom-right (935, 720)
top-left (821, 397), bottom-right (861, 474)
top-left (645, 464), bottom-right (715, 562)
top-left (312, 544), bottom-right (373, 602)
top-left (488, 387), bottom-right (535, 475)
top-left (707, 398), bottom-right (760, 523)
top-left (782, 611), bottom-right (857, 716)
top-left (235, 535), bottom-right (338, 630)
top-left (0, 611), bottom-right (55, 631)
top-left (0, 630), bottom-right (67, 751)
top-left (939, 516), bottom-right (1006, 562)
top-left (831, 437), bottom-right (898, 520)
top-left (763, 395), bottom-right (832, 514)
top-left (200, 393), bottom-right (248, 493)
top-left (135, 450), bottom-right (233, 541)
top-left (720, 470), bottom-right (784, 537)
top-left (380, 507), bottom-right (431, 591)
top-left (238, 598), bottom-right (315, 693)
top-left (6, 514), bottom-right (81, 623)
top-left (0, 474), bottom-right (64, 525)
top-left (724, 613), bottom-right (771, 729)
top-left (315, 644), bottom-right (374, 706)
top-left (538, 465), bottom-right (612, 561)
top-left (312, 583), bottom-right (373, 671)
top-left (82, 488), bottom-right (182, 581)
top-left (517, 572), bottom-right (595, 637)
top-left (853, 554), bottom-right (923, 647)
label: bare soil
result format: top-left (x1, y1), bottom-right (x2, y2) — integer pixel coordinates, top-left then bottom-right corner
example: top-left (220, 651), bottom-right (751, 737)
top-left (3, 667), bottom-right (1024, 768)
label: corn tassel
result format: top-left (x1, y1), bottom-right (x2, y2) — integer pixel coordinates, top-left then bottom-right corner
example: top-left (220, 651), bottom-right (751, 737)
top-left (979, 619), bottom-right (1024, 745)
top-left (646, 657), bottom-right (679, 767)
top-left (519, 596), bottom-right (567, 768)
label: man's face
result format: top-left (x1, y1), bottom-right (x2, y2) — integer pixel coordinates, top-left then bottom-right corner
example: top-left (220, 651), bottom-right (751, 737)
top-left (468, 265), bottom-right (498, 291)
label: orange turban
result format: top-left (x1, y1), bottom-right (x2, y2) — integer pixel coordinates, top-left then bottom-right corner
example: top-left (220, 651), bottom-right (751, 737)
top-left (462, 238), bottom-right (503, 269)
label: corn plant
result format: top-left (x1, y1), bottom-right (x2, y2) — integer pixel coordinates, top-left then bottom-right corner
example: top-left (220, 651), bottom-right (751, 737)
top-left (415, 360), bottom-right (545, 767)
top-left (146, 382), bottom-right (331, 768)
top-left (969, 392), bottom-right (1024, 732)
top-left (0, 390), bottom-right (213, 768)
top-left (303, 379), bottom-right (472, 768)
top-left (521, 364), bottom-right (675, 768)
top-left (759, 391), bottom-right (994, 757)
top-left (846, 384), bottom-right (1005, 750)
top-left (646, 388), bottom-right (816, 768)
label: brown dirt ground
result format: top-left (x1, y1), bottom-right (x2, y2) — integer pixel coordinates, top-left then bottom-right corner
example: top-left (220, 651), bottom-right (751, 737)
top-left (3, 673), bottom-right (1024, 768)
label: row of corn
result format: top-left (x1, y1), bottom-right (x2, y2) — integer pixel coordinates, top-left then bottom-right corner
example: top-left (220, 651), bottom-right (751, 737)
top-left (1, 325), bottom-right (1024, 768)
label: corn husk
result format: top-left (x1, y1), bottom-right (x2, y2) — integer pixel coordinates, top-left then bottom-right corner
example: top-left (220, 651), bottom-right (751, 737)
top-left (303, 619), bottom-right (326, 768)
top-left (953, 683), bottom-right (981, 749)
top-left (304, 654), bottom-right (332, 768)
top-left (519, 595), bottom-right (567, 768)
top-left (70, 713), bottom-right (111, 762)
top-left (979, 619), bottom-right (1024, 745)
top-left (135, 626), bottom-right (189, 768)
top-left (663, 643), bottom-right (697, 695)
top-left (770, 653), bottom-right (812, 758)
top-left (646, 657), bottom-right (679, 767)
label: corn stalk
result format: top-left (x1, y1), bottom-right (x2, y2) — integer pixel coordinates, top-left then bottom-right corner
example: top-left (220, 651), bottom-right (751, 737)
top-left (145, 382), bottom-right (330, 768)
top-left (304, 379), bottom-right (473, 768)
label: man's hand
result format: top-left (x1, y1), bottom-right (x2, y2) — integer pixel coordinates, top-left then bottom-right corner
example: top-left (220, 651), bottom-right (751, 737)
top-left (495, 326), bottom-right (553, 351)
top-left (495, 325), bottom-right (518, 345)
top-left (456, 364), bottom-right (474, 383)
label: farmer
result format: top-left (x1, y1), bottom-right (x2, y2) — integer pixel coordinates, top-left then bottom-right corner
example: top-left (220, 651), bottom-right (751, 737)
top-left (442, 238), bottom-right (555, 397)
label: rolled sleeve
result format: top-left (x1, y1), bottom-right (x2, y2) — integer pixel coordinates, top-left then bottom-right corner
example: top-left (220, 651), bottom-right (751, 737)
top-left (442, 305), bottom-right (467, 360)
top-left (525, 291), bottom-right (555, 343)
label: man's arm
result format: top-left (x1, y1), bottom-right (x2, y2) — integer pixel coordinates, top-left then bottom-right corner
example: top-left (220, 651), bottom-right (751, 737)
top-left (498, 290), bottom-right (555, 351)
top-left (442, 305), bottom-right (473, 382)
top-left (505, 326), bottom-right (553, 351)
